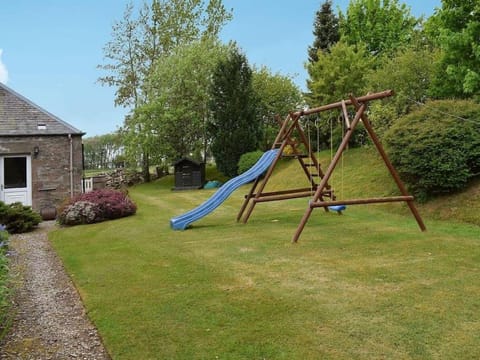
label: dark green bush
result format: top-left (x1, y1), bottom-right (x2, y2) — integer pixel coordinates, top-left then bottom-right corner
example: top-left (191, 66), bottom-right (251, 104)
top-left (384, 100), bottom-right (480, 201)
top-left (0, 202), bottom-right (41, 234)
top-left (237, 151), bottom-right (264, 174)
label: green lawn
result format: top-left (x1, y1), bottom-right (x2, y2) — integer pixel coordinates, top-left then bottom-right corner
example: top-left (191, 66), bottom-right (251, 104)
top-left (50, 151), bottom-right (480, 359)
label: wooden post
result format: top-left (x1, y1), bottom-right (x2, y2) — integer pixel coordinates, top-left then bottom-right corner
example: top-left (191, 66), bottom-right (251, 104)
top-left (349, 95), bottom-right (426, 232)
top-left (239, 114), bottom-right (294, 223)
top-left (237, 176), bottom-right (261, 221)
top-left (292, 103), bottom-right (367, 243)
top-left (341, 100), bottom-right (351, 130)
top-left (240, 144), bottom-right (284, 223)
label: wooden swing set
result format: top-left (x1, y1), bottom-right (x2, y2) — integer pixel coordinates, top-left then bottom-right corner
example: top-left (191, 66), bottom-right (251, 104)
top-left (237, 90), bottom-right (426, 243)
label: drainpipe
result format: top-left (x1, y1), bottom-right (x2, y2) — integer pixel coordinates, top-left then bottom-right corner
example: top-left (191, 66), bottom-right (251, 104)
top-left (69, 134), bottom-right (74, 198)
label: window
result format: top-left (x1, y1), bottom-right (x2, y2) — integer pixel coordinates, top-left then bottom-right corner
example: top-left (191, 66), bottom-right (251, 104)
top-left (4, 157), bottom-right (27, 188)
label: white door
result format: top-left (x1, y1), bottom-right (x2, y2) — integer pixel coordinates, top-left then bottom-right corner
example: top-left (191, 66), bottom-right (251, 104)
top-left (0, 155), bottom-right (32, 206)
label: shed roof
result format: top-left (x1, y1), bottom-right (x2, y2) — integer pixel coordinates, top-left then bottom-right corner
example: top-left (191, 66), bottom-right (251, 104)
top-left (0, 82), bottom-right (84, 136)
top-left (174, 157), bottom-right (203, 167)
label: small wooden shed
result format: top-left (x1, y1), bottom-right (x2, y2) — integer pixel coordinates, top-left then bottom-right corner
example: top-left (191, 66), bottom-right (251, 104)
top-left (173, 158), bottom-right (205, 190)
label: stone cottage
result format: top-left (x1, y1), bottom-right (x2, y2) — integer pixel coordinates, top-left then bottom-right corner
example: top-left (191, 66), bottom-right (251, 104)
top-left (0, 82), bottom-right (84, 218)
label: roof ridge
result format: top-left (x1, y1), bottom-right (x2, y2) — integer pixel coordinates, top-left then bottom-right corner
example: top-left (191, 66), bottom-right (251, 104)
top-left (0, 82), bottom-right (84, 135)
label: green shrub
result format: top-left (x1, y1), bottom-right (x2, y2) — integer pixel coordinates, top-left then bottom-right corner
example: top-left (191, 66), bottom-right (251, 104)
top-left (58, 189), bottom-right (137, 226)
top-left (0, 226), bottom-right (11, 339)
top-left (0, 202), bottom-right (41, 234)
top-left (238, 151), bottom-right (264, 174)
top-left (0, 226), bottom-right (8, 244)
top-left (384, 100), bottom-right (480, 201)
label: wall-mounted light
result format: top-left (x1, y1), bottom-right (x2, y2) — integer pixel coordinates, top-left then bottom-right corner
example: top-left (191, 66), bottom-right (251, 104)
top-left (33, 146), bottom-right (40, 158)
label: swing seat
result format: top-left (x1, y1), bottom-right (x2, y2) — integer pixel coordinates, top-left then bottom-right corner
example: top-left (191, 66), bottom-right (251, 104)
top-left (328, 205), bottom-right (346, 213)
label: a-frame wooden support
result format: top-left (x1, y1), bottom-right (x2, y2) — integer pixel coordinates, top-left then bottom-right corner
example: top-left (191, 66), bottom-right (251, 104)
top-left (237, 104), bottom-right (333, 225)
top-left (238, 90), bottom-right (426, 243)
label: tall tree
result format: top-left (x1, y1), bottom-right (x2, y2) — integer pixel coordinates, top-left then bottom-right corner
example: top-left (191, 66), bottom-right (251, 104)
top-left (83, 132), bottom-right (124, 170)
top-left (98, 0), bottom-right (232, 180)
top-left (308, 0), bottom-right (340, 63)
top-left (305, 40), bottom-right (371, 147)
top-left (208, 45), bottom-right (261, 177)
top-left (138, 39), bottom-right (229, 162)
top-left (427, 0), bottom-right (480, 99)
top-left (99, 0), bottom-right (231, 107)
top-left (98, 3), bottom-right (142, 108)
top-left (339, 0), bottom-right (418, 57)
top-left (306, 40), bottom-right (371, 107)
top-left (367, 46), bottom-right (440, 135)
top-left (252, 66), bottom-right (303, 150)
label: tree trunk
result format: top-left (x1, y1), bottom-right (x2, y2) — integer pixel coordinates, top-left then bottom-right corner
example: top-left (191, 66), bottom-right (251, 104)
top-left (142, 151), bottom-right (151, 182)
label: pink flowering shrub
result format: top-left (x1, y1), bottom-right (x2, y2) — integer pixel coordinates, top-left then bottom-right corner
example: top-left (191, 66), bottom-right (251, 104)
top-left (58, 189), bottom-right (137, 226)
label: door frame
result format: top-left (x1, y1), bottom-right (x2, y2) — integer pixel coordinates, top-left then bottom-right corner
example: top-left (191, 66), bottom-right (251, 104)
top-left (0, 155), bottom-right (32, 206)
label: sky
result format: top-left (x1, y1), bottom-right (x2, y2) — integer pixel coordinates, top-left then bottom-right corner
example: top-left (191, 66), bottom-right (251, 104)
top-left (0, 0), bottom-right (441, 137)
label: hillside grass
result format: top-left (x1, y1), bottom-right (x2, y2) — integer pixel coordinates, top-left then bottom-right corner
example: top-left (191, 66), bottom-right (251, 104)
top-left (49, 150), bottom-right (480, 359)
top-left (269, 147), bottom-right (480, 226)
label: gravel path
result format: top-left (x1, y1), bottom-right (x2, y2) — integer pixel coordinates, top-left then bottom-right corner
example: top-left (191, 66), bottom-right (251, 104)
top-left (0, 221), bottom-right (110, 359)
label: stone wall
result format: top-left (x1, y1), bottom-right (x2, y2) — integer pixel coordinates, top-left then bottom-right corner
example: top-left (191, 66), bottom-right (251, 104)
top-left (0, 134), bottom-right (83, 213)
top-left (84, 169), bottom-right (144, 192)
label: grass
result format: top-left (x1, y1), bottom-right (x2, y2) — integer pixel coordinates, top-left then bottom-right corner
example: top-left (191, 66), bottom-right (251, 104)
top-left (269, 147), bottom-right (480, 226)
top-left (0, 245), bottom-right (11, 339)
top-left (49, 152), bottom-right (480, 359)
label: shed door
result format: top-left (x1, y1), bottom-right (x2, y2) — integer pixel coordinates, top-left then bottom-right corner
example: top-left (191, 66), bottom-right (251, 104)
top-left (0, 155), bottom-right (32, 206)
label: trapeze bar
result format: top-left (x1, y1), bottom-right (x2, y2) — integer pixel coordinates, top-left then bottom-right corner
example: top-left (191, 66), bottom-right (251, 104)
top-left (309, 196), bottom-right (414, 208)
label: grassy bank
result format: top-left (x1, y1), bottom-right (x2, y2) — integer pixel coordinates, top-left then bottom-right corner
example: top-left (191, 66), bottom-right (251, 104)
top-left (50, 160), bottom-right (480, 359)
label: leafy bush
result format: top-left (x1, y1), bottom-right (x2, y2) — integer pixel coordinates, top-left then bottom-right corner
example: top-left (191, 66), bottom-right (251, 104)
top-left (384, 100), bottom-right (480, 201)
top-left (0, 226), bottom-right (10, 339)
top-left (58, 189), bottom-right (137, 226)
top-left (0, 202), bottom-right (41, 234)
top-left (237, 151), bottom-right (264, 174)
top-left (59, 201), bottom-right (100, 226)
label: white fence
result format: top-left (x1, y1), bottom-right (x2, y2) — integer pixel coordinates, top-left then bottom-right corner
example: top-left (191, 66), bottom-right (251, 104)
top-left (82, 178), bottom-right (93, 193)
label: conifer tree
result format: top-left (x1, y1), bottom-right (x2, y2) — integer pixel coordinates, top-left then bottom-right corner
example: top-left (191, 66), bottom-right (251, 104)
top-left (308, 0), bottom-right (340, 63)
top-left (208, 46), bottom-right (261, 177)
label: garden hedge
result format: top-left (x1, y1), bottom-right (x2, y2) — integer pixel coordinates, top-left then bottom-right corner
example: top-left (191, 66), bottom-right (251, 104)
top-left (384, 99), bottom-right (480, 201)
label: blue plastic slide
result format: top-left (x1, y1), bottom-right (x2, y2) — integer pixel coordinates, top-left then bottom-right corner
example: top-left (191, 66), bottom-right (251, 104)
top-left (170, 149), bottom-right (279, 230)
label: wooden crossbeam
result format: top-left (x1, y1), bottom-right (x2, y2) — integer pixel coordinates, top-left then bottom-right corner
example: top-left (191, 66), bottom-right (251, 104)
top-left (310, 196), bottom-right (414, 207)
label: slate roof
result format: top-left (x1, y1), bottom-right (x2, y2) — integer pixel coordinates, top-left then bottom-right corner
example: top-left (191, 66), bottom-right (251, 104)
top-left (174, 157), bottom-right (203, 167)
top-left (0, 82), bottom-right (84, 136)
